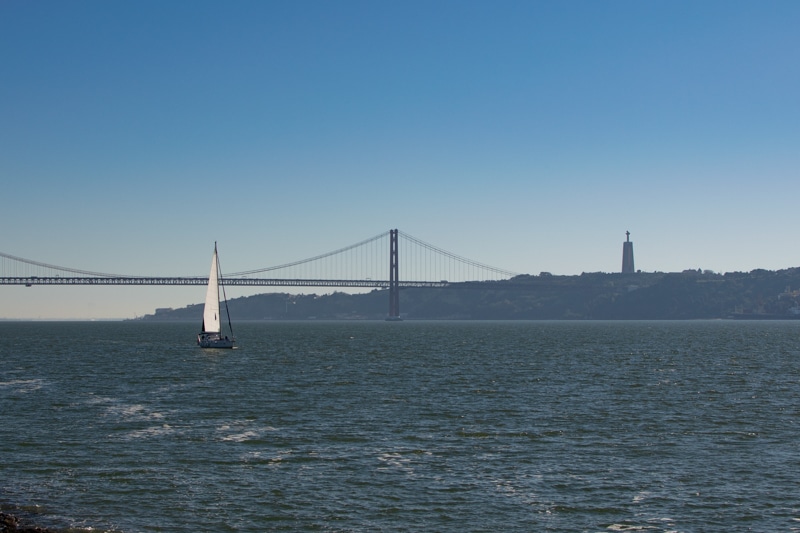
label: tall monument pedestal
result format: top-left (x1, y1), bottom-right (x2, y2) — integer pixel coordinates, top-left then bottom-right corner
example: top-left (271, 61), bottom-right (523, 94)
top-left (621, 231), bottom-right (635, 273)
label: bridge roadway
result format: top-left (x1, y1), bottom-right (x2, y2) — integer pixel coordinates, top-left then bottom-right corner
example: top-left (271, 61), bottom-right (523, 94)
top-left (0, 276), bottom-right (452, 289)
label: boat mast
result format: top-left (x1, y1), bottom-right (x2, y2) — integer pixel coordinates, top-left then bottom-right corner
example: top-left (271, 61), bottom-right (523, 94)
top-left (216, 242), bottom-right (235, 339)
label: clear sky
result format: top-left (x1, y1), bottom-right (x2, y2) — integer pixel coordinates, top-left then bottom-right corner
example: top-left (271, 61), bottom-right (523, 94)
top-left (2, 1), bottom-right (799, 319)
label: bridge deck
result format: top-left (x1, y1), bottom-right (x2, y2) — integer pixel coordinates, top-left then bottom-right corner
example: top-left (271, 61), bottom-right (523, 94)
top-left (0, 277), bottom-right (451, 288)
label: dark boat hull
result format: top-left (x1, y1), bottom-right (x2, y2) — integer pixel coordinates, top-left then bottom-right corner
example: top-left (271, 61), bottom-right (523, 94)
top-left (197, 332), bottom-right (235, 349)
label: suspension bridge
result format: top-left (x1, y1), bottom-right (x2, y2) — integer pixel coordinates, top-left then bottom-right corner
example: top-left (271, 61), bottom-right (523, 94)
top-left (0, 229), bottom-right (520, 319)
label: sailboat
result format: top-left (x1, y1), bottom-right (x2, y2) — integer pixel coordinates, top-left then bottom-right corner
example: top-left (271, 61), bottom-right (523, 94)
top-left (197, 243), bottom-right (236, 349)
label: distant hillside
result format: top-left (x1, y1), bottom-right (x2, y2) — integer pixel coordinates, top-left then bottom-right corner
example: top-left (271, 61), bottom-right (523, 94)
top-left (136, 268), bottom-right (800, 321)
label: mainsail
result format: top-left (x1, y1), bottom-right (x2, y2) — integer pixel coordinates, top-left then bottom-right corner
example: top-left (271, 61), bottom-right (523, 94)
top-left (198, 242), bottom-right (235, 348)
top-left (202, 245), bottom-right (221, 334)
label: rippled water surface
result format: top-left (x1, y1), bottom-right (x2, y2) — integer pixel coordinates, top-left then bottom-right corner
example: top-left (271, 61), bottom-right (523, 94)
top-left (2, 320), bottom-right (800, 532)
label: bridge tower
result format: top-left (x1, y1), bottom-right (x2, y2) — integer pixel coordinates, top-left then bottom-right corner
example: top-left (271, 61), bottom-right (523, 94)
top-left (387, 229), bottom-right (402, 320)
top-left (621, 231), bottom-right (635, 273)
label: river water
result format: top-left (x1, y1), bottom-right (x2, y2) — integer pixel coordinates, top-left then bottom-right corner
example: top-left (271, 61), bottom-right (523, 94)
top-left (1, 320), bottom-right (799, 532)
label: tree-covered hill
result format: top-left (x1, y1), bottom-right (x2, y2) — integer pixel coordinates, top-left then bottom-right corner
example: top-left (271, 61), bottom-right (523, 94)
top-left (137, 268), bottom-right (800, 321)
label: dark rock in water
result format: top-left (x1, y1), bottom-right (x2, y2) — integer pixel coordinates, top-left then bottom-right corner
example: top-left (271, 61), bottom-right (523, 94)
top-left (0, 513), bottom-right (14, 531)
top-left (0, 512), bottom-right (56, 533)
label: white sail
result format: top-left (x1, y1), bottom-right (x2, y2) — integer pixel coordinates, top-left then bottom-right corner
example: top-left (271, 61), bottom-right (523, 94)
top-left (198, 243), bottom-right (235, 348)
top-left (202, 246), bottom-right (221, 334)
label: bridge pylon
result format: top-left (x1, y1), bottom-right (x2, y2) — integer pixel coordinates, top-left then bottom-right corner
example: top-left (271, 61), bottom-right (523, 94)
top-left (387, 229), bottom-right (402, 321)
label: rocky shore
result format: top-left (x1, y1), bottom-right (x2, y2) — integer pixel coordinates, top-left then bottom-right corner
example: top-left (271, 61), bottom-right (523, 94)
top-left (0, 512), bottom-right (56, 533)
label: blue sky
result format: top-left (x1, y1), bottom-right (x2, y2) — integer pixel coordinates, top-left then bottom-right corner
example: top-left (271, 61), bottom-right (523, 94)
top-left (2, 1), bottom-right (799, 318)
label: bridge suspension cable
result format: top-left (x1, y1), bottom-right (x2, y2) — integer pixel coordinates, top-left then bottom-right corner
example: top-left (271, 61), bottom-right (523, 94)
top-left (0, 250), bottom-right (127, 278)
top-left (227, 232), bottom-right (387, 277)
top-left (398, 230), bottom-right (519, 281)
top-left (0, 229), bottom-right (520, 285)
top-left (224, 230), bottom-right (519, 283)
